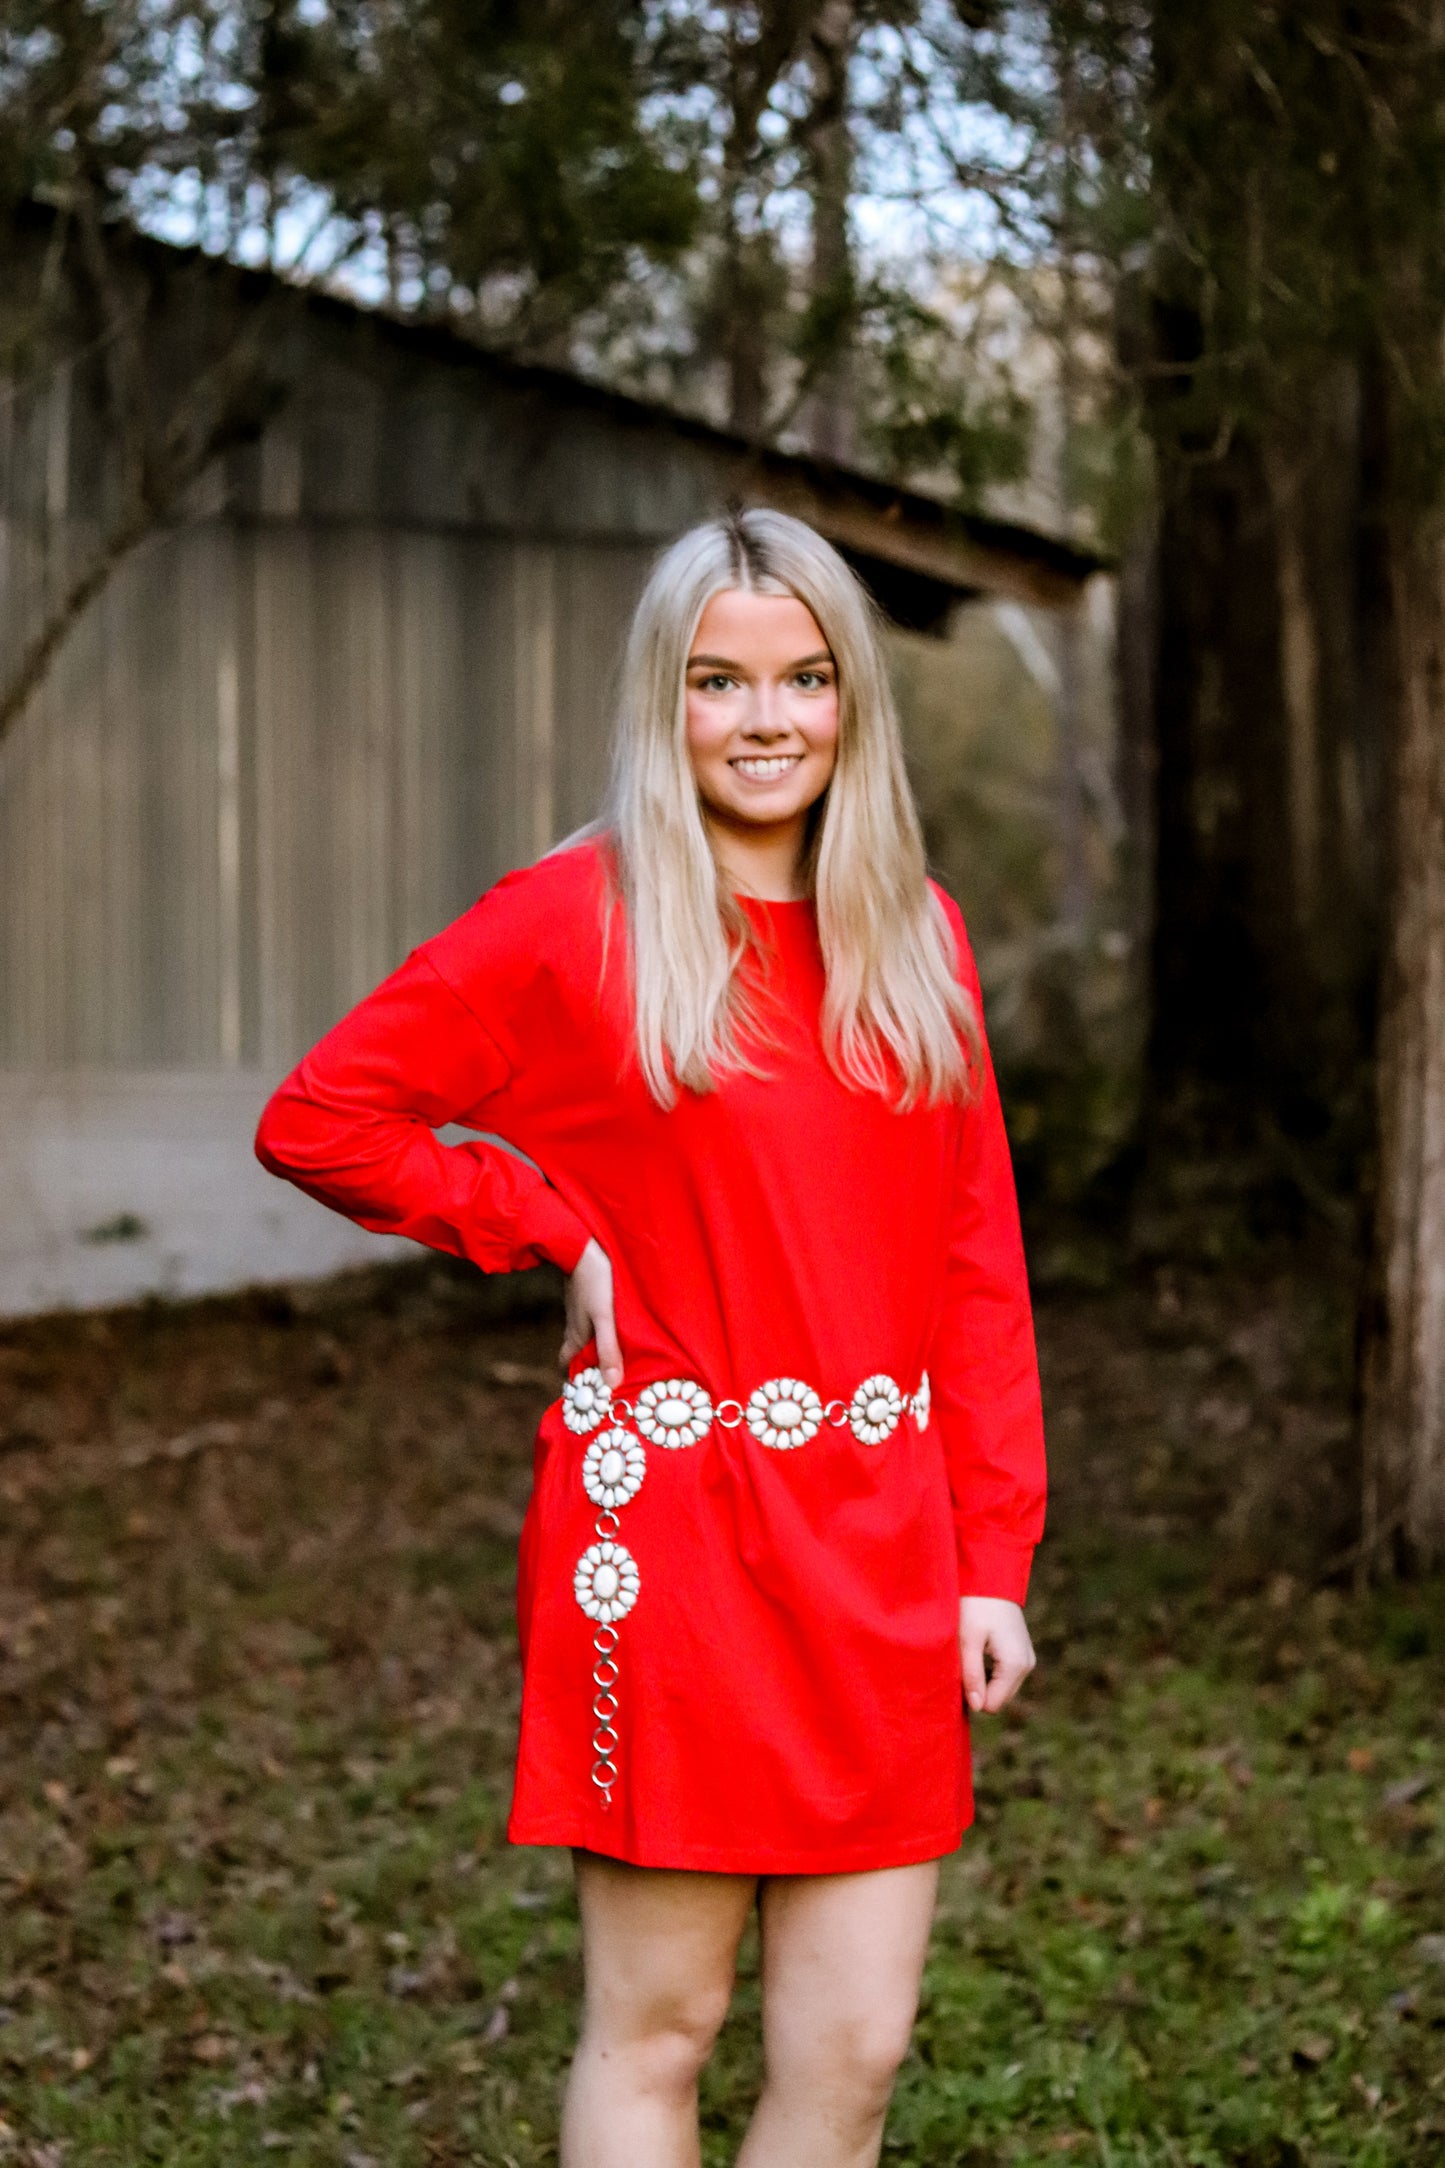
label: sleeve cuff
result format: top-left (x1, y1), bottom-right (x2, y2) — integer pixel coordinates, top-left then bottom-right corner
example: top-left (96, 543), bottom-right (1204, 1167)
top-left (955, 1531), bottom-right (1036, 1606)
top-left (517, 1184), bottom-right (592, 1274)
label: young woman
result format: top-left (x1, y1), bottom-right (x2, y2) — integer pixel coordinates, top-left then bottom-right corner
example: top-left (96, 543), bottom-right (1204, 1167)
top-left (255, 507), bottom-right (1046, 2168)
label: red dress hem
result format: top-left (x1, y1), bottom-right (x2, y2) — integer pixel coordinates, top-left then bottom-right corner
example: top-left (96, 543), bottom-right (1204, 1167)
top-left (504, 1817), bottom-right (971, 1876)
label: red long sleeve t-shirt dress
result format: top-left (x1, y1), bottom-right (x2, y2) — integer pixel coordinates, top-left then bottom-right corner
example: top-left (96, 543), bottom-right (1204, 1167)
top-left (254, 836), bottom-right (1047, 1874)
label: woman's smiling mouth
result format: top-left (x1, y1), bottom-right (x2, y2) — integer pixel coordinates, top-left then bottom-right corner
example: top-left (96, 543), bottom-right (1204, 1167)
top-left (729, 754), bottom-right (805, 782)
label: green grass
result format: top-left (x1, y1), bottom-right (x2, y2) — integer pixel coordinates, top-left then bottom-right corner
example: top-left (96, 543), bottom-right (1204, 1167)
top-left (0, 1258), bottom-right (1442, 2164)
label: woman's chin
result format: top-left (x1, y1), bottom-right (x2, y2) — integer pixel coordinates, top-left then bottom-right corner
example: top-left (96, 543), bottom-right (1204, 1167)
top-left (703, 782), bottom-right (826, 833)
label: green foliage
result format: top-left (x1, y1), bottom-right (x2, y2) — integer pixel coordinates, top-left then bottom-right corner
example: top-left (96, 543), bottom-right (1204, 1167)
top-left (1, 1260), bottom-right (1443, 2163)
top-left (295, 1), bottom-right (702, 349)
top-left (1099, 1), bottom-right (1445, 501)
top-left (0, 1), bottom-right (702, 358)
top-left (1052, 366), bottom-right (1153, 559)
top-left (0, 2), bottom-right (1151, 510)
top-left (860, 279), bottom-right (1036, 505)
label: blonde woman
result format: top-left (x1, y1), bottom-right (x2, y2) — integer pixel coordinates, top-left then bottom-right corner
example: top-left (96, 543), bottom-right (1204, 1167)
top-left (256, 507), bottom-right (1046, 2168)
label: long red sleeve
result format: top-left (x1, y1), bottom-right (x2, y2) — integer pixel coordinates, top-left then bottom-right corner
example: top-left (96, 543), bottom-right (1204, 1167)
top-left (253, 840), bottom-right (1045, 1868)
top-left (929, 906), bottom-right (1048, 1603)
top-left (254, 946), bottom-right (592, 1276)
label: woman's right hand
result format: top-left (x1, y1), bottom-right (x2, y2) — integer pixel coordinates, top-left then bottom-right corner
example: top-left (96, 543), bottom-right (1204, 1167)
top-left (561, 1237), bottom-right (623, 1389)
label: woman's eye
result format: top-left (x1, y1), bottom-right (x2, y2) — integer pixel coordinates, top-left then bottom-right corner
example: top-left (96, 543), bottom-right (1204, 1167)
top-left (697, 673), bottom-right (735, 693)
top-left (794, 671), bottom-right (831, 691)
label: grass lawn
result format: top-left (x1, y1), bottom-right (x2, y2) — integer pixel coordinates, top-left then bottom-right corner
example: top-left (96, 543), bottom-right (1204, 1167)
top-left (0, 1254), bottom-right (1442, 2165)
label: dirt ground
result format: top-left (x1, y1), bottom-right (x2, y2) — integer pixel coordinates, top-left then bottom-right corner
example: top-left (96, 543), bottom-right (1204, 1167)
top-left (1, 1252), bottom-right (1443, 2165)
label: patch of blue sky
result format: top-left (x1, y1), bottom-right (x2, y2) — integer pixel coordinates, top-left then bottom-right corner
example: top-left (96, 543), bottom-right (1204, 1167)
top-left (125, 0), bottom-right (1052, 320)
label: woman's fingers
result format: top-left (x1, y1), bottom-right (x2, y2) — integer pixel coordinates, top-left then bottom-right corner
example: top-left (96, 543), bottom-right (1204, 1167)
top-left (959, 1598), bottom-right (1036, 1715)
top-left (560, 1256), bottom-right (590, 1372)
top-left (981, 1645), bottom-right (1034, 1712)
top-left (560, 1238), bottom-right (623, 1388)
top-left (592, 1294), bottom-right (623, 1390)
top-left (960, 1630), bottom-right (990, 1713)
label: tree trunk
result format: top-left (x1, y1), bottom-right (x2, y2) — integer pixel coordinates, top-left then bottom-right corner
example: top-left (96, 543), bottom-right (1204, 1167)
top-left (0, 220), bottom-right (295, 748)
top-left (1113, 485), bottom-right (1158, 975)
top-left (1139, 6), bottom-right (1386, 1163)
top-left (1140, 354), bottom-right (1383, 1156)
top-left (804, 0), bottom-right (854, 462)
top-left (1359, 502), bottom-right (1445, 1570)
top-left (1146, 423), bottom-right (1301, 1111)
top-left (713, 3), bottom-right (822, 439)
top-left (719, 214), bottom-right (773, 437)
top-left (0, 496), bottom-right (157, 748)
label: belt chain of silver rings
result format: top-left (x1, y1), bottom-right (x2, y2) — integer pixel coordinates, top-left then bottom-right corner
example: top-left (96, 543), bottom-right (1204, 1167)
top-left (562, 1366), bottom-right (931, 1810)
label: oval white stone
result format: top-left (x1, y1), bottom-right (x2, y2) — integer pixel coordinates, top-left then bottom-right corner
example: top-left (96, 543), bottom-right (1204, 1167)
top-left (773, 1402), bottom-right (801, 1426)
top-left (867, 1396), bottom-right (892, 1423)
top-left (658, 1396), bottom-right (692, 1425)
top-left (599, 1449), bottom-right (626, 1484)
top-left (592, 1563), bottom-right (620, 1601)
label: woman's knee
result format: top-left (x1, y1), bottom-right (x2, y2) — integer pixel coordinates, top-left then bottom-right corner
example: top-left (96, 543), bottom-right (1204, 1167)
top-left (572, 1855), bottom-right (752, 2105)
top-left (583, 1979), bottom-right (733, 2101)
top-left (770, 2001), bottom-right (916, 2110)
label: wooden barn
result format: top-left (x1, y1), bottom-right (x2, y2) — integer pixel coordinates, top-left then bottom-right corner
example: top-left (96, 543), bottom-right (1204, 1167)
top-left (0, 259), bottom-right (1099, 1313)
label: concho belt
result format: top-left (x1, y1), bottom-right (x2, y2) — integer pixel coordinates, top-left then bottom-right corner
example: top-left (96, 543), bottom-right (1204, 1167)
top-left (562, 1365), bottom-right (931, 1452)
top-left (557, 1364), bottom-right (931, 1811)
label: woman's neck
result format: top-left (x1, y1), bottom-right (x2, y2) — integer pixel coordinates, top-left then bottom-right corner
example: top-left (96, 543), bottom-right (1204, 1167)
top-left (703, 810), bottom-right (809, 902)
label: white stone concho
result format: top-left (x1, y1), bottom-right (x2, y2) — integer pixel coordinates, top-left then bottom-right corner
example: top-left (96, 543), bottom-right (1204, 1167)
top-left (563, 1366), bottom-right (612, 1435)
top-left (574, 1540), bottom-right (640, 1624)
top-left (911, 1370), bottom-right (931, 1431)
top-left (582, 1427), bottom-right (647, 1510)
top-left (849, 1372), bottom-right (903, 1446)
top-left (634, 1377), bottom-right (713, 1449)
top-left (747, 1377), bottom-right (823, 1451)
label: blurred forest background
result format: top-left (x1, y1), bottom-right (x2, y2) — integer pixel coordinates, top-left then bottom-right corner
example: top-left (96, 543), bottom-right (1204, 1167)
top-left (2, 4), bottom-right (1445, 2163)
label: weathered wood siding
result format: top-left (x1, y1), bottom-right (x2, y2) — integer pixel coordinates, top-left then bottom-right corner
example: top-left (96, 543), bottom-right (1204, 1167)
top-left (0, 272), bottom-right (1097, 1084)
top-left (0, 502), bottom-right (651, 1070)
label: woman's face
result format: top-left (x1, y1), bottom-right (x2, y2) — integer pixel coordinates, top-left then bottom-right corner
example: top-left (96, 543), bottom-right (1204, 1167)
top-left (684, 588), bottom-right (840, 842)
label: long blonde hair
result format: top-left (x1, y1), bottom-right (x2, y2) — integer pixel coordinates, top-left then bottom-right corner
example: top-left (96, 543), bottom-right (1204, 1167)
top-left (600, 506), bottom-right (978, 1108)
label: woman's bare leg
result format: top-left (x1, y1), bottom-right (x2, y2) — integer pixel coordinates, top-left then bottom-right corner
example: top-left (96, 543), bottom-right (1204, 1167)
top-left (561, 1851), bottom-right (756, 2168)
top-left (736, 1860), bottom-right (939, 2168)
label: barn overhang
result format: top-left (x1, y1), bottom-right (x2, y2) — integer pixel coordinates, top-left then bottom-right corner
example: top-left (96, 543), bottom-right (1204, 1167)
top-left (1, 212), bottom-right (1108, 633)
top-left (727, 456), bottom-right (1099, 624)
top-left (214, 270), bottom-right (1107, 631)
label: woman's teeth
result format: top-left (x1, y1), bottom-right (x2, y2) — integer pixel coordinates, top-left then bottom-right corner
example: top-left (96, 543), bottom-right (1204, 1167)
top-left (731, 755), bottom-right (802, 781)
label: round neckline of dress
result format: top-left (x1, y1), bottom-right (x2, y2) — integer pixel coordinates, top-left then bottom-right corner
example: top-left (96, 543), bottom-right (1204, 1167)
top-left (732, 890), bottom-right (814, 909)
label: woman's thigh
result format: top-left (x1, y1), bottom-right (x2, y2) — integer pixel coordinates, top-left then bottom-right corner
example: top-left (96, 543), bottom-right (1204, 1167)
top-left (573, 1850), bottom-right (758, 2043)
top-left (755, 1859), bottom-right (940, 2077)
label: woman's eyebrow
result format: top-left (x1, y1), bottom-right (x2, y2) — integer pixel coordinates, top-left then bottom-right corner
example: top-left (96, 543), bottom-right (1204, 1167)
top-left (685, 650), bottom-right (834, 669)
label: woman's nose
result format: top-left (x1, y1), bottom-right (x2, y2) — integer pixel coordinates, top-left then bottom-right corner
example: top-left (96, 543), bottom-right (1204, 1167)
top-left (743, 684), bottom-right (790, 738)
